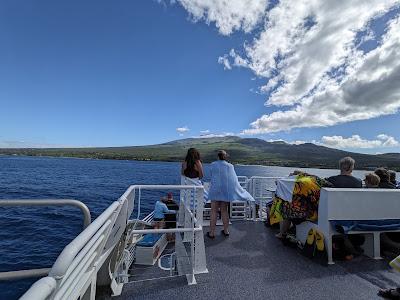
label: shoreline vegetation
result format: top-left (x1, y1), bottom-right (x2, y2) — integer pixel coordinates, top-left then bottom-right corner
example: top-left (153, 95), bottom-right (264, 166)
top-left (1, 136), bottom-right (399, 171)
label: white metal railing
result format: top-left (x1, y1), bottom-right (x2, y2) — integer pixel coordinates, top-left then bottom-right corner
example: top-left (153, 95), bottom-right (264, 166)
top-left (108, 184), bottom-right (207, 294)
top-left (20, 200), bottom-right (120, 300)
top-left (247, 176), bottom-right (282, 221)
top-left (20, 184), bottom-right (206, 300)
top-left (18, 177), bottom-right (280, 299)
top-left (0, 199), bottom-right (91, 229)
top-left (237, 176), bottom-right (249, 189)
top-left (0, 199), bottom-right (91, 282)
top-left (201, 176), bottom-right (280, 222)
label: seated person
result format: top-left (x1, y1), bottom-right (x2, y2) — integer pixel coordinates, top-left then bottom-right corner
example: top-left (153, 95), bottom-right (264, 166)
top-left (153, 196), bottom-right (176, 229)
top-left (164, 193), bottom-right (179, 241)
top-left (377, 169), bottom-right (400, 251)
top-left (271, 171), bottom-right (332, 238)
top-left (375, 168), bottom-right (396, 189)
top-left (326, 157), bottom-right (363, 258)
top-left (364, 173), bottom-right (380, 188)
top-left (326, 157), bottom-right (362, 188)
top-left (389, 170), bottom-right (399, 188)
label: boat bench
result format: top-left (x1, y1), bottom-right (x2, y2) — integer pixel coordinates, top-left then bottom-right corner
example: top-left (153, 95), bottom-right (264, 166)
top-left (296, 188), bottom-right (400, 264)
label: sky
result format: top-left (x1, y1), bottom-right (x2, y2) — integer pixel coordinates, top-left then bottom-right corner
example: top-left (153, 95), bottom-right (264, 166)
top-left (1, 0), bottom-right (400, 154)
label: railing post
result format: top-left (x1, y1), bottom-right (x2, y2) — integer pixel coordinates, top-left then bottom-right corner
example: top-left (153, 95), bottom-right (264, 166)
top-left (178, 177), bottom-right (186, 227)
top-left (193, 188), bottom-right (208, 274)
top-left (183, 191), bottom-right (192, 242)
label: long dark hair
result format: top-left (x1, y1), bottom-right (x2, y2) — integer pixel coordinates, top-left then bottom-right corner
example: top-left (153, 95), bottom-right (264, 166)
top-left (184, 148), bottom-right (201, 176)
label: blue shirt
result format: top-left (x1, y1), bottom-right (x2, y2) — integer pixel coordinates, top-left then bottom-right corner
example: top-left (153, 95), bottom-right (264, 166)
top-left (154, 201), bottom-right (175, 219)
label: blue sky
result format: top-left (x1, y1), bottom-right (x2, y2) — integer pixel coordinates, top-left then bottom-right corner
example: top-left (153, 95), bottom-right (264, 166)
top-left (1, 0), bottom-right (400, 154)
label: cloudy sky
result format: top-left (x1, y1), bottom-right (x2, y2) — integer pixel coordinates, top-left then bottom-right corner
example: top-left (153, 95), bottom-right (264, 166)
top-left (1, 0), bottom-right (400, 153)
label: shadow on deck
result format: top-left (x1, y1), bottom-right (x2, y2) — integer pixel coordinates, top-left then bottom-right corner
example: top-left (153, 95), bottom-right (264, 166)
top-left (112, 221), bottom-right (399, 300)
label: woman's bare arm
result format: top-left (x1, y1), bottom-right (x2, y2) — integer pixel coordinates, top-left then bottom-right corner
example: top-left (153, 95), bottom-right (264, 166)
top-left (181, 161), bottom-right (186, 175)
top-left (195, 160), bottom-right (204, 179)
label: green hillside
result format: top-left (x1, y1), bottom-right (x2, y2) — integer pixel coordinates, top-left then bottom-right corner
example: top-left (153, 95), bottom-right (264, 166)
top-left (1, 136), bottom-right (400, 170)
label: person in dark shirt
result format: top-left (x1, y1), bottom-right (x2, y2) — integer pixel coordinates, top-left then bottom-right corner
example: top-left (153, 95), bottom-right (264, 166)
top-left (375, 168), bottom-right (396, 189)
top-left (326, 157), bottom-right (363, 259)
top-left (388, 170), bottom-right (399, 189)
top-left (326, 157), bottom-right (362, 188)
top-left (164, 193), bottom-right (179, 242)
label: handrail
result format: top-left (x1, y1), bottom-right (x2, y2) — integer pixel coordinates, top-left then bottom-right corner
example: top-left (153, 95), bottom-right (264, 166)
top-left (126, 184), bottom-right (204, 190)
top-left (49, 201), bottom-right (119, 279)
top-left (0, 199), bottom-right (91, 229)
top-left (19, 277), bottom-right (56, 300)
top-left (0, 199), bottom-right (92, 282)
top-left (49, 185), bottom-right (204, 279)
top-left (0, 268), bottom-right (51, 281)
top-left (20, 184), bottom-right (206, 299)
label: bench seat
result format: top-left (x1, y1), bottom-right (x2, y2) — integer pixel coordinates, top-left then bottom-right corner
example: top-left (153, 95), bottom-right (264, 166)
top-left (296, 188), bottom-right (400, 264)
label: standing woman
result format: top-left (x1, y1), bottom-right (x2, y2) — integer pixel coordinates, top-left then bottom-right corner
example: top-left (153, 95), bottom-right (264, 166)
top-left (181, 148), bottom-right (204, 179)
top-left (207, 150), bottom-right (254, 238)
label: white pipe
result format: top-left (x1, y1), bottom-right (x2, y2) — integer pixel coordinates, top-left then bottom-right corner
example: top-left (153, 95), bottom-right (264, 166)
top-left (0, 199), bottom-right (91, 229)
top-left (20, 277), bottom-right (56, 300)
top-left (130, 227), bottom-right (202, 234)
top-left (127, 184), bottom-right (203, 190)
top-left (50, 201), bottom-right (120, 279)
top-left (0, 268), bottom-right (51, 281)
top-left (59, 221), bottom-right (111, 283)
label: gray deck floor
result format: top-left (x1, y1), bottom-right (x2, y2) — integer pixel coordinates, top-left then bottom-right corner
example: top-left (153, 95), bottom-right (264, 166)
top-left (114, 221), bottom-right (400, 300)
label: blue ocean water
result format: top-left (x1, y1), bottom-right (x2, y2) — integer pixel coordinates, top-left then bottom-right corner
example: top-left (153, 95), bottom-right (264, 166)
top-left (0, 156), bottom-right (394, 299)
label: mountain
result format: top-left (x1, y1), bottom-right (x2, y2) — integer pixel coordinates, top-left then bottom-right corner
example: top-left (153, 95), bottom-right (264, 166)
top-left (1, 136), bottom-right (400, 170)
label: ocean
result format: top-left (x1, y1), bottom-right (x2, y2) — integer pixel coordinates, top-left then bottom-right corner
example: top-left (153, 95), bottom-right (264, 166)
top-left (0, 155), bottom-right (396, 299)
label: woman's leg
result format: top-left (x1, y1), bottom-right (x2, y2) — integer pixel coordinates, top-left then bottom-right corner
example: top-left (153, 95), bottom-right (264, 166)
top-left (209, 201), bottom-right (219, 237)
top-left (220, 202), bottom-right (230, 234)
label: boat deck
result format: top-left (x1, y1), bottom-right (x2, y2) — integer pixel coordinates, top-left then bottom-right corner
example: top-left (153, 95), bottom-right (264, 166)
top-left (112, 221), bottom-right (399, 300)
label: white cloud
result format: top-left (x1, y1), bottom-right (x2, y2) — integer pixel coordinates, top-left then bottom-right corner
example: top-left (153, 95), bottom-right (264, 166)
top-left (240, 3), bottom-right (400, 134)
top-left (176, 126), bottom-right (189, 133)
top-left (291, 140), bottom-right (307, 145)
top-left (377, 133), bottom-right (400, 147)
top-left (318, 134), bottom-right (399, 149)
top-left (173, 0), bottom-right (268, 35)
top-left (266, 139), bottom-right (306, 145)
top-left (173, 0), bottom-right (400, 134)
top-left (194, 131), bottom-right (235, 138)
top-left (176, 126), bottom-right (190, 136)
top-left (217, 55), bottom-right (232, 70)
top-left (264, 134), bottom-right (399, 149)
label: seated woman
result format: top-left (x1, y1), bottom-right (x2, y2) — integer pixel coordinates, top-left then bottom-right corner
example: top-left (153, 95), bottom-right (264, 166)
top-left (164, 193), bottom-right (179, 241)
top-left (207, 150), bottom-right (254, 238)
top-left (270, 171), bottom-right (332, 238)
top-left (375, 168), bottom-right (396, 189)
top-left (181, 148), bottom-right (203, 179)
top-left (364, 173), bottom-right (380, 188)
top-left (153, 196), bottom-right (176, 229)
top-left (389, 170), bottom-right (399, 188)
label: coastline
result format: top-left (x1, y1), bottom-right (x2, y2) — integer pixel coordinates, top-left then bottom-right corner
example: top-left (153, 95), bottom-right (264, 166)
top-left (1, 136), bottom-right (399, 171)
top-left (1, 154), bottom-right (396, 173)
